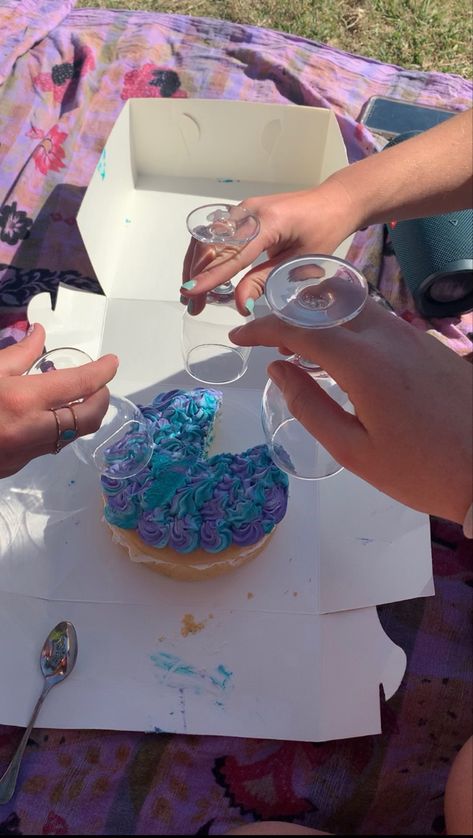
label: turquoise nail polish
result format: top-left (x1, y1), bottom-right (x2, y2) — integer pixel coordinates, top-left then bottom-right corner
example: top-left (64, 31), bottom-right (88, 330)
top-left (244, 297), bottom-right (255, 314)
top-left (181, 280), bottom-right (197, 291)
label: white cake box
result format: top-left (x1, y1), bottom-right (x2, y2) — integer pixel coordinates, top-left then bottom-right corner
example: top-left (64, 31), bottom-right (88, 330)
top-left (0, 99), bottom-right (433, 742)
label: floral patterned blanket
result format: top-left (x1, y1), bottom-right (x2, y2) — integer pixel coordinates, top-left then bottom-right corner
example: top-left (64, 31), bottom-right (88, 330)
top-left (0, 2), bottom-right (471, 834)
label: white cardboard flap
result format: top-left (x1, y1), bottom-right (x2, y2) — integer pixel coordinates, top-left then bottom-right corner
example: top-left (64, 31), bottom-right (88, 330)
top-left (317, 608), bottom-right (407, 740)
top-left (317, 473), bottom-right (435, 613)
top-left (77, 102), bottom-right (134, 298)
top-left (130, 99), bottom-right (341, 183)
top-left (0, 587), bottom-right (405, 741)
top-left (77, 99), bottom-right (351, 300)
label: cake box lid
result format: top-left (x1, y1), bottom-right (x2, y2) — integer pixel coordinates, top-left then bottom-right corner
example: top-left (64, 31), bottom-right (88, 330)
top-left (0, 98), bottom-right (433, 742)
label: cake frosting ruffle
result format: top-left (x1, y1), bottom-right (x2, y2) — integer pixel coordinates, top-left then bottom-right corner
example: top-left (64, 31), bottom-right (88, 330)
top-left (102, 388), bottom-right (289, 554)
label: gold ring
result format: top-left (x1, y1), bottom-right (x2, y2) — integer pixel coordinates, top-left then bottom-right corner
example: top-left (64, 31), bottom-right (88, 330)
top-left (50, 408), bottom-right (62, 455)
top-left (66, 405), bottom-right (79, 440)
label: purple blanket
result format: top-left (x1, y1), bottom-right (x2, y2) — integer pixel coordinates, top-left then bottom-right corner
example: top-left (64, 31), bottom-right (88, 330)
top-left (0, 2), bottom-right (471, 834)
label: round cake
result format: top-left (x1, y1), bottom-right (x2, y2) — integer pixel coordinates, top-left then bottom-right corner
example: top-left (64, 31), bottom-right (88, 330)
top-left (102, 388), bottom-right (289, 580)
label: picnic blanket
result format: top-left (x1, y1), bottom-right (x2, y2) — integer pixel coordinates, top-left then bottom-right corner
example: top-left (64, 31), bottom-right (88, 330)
top-left (0, 2), bottom-right (471, 834)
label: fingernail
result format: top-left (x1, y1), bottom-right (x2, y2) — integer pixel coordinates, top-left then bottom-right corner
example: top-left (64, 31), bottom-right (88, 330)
top-left (269, 363), bottom-right (285, 389)
top-left (244, 298), bottom-right (255, 315)
top-left (181, 280), bottom-right (197, 291)
top-left (26, 323), bottom-right (36, 337)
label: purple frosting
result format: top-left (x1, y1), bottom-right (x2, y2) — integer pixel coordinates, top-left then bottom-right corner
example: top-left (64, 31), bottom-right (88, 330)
top-left (138, 510), bottom-right (170, 548)
top-left (231, 520), bottom-right (266, 546)
top-left (102, 389), bottom-right (289, 554)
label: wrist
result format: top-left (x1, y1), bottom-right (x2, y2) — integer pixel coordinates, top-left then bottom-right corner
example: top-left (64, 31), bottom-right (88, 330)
top-left (321, 170), bottom-right (369, 237)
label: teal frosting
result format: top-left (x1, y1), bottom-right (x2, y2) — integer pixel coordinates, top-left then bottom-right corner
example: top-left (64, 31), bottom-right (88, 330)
top-left (102, 388), bottom-right (289, 554)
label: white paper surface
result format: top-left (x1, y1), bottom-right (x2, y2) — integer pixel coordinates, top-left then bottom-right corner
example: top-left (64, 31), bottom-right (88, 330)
top-left (0, 587), bottom-right (403, 741)
top-left (0, 99), bottom-right (433, 742)
top-left (0, 392), bottom-right (429, 740)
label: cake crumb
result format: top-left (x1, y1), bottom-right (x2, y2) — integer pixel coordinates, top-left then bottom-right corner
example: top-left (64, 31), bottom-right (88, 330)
top-left (293, 592), bottom-right (298, 598)
top-left (247, 592), bottom-right (254, 600)
top-left (181, 613), bottom-right (208, 637)
top-left (158, 635), bottom-right (166, 643)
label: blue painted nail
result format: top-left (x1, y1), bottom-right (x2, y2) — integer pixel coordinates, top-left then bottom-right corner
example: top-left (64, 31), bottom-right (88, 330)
top-left (181, 280), bottom-right (197, 291)
top-left (244, 297), bottom-right (255, 314)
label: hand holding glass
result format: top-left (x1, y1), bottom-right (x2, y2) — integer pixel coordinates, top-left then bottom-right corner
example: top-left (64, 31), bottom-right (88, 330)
top-left (262, 255), bottom-right (368, 480)
top-left (27, 348), bottom-right (153, 479)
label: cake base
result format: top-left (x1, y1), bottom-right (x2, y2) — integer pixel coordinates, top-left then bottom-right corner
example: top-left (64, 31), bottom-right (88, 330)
top-left (107, 522), bottom-right (274, 581)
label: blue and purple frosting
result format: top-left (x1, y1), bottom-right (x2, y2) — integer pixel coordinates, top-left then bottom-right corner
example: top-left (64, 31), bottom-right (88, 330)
top-left (102, 388), bottom-right (289, 554)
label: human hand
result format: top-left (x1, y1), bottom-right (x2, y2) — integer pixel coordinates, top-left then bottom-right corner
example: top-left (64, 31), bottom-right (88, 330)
top-left (0, 324), bottom-right (119, 478)
top-left (180, 179), bottom-right (358, 317)
top-left (229, 299), bottom-right (473, 525)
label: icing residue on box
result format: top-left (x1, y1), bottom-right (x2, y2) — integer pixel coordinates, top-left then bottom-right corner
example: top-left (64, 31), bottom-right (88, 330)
top-left (150, 652), bottom-right (233, 695)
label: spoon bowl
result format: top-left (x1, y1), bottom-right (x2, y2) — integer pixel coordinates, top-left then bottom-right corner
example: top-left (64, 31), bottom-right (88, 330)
top-left (41, 621), bottom-right (78, 686)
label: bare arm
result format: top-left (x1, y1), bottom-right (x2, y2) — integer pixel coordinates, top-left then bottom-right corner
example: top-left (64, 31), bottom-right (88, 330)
top-left (180, 108), bottom-right (473, 313)
top-left (329, 107), bottom-right (473, 230)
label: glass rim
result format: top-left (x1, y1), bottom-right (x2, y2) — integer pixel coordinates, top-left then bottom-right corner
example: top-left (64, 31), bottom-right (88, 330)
top-left (264, 253), bottom-right (369, 329)
top-left (26, 346), bottom-right (94, 374)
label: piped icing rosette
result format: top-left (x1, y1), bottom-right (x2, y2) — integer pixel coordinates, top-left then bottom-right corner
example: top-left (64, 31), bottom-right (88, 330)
top-left (102, 388), bottom-right (289, 555)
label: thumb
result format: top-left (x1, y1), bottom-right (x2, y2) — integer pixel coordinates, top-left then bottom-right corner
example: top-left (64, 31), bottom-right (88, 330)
top-left (0, 323), bottom-right (47, 377)
top-left (233, 245), bottom-right (311, 315)
top-left (268, 360), bottom-right (368, 468)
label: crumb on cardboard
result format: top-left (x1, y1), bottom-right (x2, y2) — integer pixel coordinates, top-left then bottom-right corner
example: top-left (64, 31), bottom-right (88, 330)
top-left (247, 592), bottom-right (254, 600)
top-left (293, 592), bottom-right (298, 597)
top-left (180, 613), bottom-right (212, 637)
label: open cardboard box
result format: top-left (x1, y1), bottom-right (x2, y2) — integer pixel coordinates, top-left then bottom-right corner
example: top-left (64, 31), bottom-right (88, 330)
top-left (0, 100), bottom-right (433, 741)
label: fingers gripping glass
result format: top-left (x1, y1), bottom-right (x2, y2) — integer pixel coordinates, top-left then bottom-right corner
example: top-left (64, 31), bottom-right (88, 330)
top-left (182, 203), bottom-right (260, 385)
top-left (186, 203), bottom-right (260, 250)
top-left (262, 255), bottom-right (368, 480)
top-left (27, 348), bottom-right (153, 479)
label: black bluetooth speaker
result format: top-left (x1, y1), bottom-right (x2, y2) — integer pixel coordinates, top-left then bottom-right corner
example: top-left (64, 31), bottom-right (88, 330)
top-left (384, 131), bottom-right (473, 318)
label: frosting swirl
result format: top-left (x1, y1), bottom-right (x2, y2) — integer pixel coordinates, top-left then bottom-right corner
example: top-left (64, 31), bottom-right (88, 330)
top-left (102, 389), bottom-right (289, 554)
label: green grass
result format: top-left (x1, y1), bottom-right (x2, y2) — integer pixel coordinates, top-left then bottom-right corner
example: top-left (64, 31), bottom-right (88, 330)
top-left (76, 0), bottom-right (473, 79)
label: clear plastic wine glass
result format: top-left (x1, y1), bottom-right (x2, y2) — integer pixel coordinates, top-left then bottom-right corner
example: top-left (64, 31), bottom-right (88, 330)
top-left (262, 254), bottom-right (368, 480)
top-left (27, 347), bottom-right (154, 479)
top-left (181, 203), bottom-right (260, 385)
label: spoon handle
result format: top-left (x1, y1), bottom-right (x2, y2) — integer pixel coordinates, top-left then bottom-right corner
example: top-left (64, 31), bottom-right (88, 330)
top-left (0, 682), bottom-right (52, 805)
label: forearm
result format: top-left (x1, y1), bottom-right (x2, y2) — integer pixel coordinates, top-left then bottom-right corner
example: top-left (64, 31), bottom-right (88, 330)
top-left (324, 108), bottom-right (473, 232)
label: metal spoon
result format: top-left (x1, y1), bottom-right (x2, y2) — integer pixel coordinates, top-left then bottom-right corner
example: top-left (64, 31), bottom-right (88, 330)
top-left (0, 621), bottom-right (78, 804)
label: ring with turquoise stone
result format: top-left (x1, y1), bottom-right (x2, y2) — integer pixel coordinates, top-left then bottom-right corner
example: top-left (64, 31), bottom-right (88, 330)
top-left (50, 405), bottom-right (79, 454)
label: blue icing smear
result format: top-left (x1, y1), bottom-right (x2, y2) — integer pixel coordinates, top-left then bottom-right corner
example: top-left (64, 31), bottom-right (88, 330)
top-left (209, 664), bottom-right (233, 690)
top-left (102, 388), bottom-right (289, 554)
top-left (97, 148), bottom-right (106, 180)
top-left (151, 652), bottom-right (233, 695)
